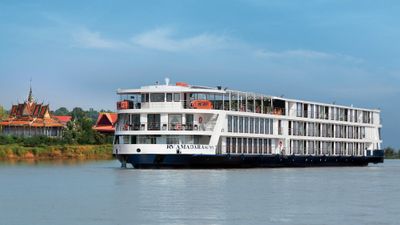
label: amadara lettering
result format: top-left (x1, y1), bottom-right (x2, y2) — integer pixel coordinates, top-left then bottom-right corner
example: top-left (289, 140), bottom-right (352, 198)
top-left (167, 144), bottom-right (216, 150)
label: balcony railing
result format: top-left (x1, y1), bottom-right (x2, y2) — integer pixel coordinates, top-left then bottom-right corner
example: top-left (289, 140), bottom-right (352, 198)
top-left (168, 123), bottom-right (195, 131)
top-left (147, 122), bottom-right (160, 131)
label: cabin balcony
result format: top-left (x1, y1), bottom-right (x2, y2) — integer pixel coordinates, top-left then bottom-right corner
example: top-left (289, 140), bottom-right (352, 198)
top-left (116, 112), bottom-right (218, 133)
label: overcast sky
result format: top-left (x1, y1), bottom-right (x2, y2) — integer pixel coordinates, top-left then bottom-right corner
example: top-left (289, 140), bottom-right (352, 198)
top-left (0, 0), bottom-right (399, 147)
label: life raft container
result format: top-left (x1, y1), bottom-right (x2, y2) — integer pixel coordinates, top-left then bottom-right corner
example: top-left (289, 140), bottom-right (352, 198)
top-left (117, 100), bottom-right (133, 110)
top-left (191, 100), bottom-right (213, 109)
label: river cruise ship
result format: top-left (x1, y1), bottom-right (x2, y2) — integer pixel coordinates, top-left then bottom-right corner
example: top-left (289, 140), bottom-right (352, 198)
top-left (113, 80), bottom-right (383, 168)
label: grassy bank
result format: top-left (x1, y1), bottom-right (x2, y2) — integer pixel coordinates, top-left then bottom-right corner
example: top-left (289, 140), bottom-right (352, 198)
top-left (0, 144), bottom-right (113, 161)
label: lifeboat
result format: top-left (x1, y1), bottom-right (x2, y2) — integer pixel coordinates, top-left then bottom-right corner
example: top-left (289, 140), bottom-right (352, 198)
top-left (191, 100), bottom-right (213, 109)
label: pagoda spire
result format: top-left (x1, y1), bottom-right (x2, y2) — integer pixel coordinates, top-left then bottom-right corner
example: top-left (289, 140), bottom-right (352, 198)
top-left (28, 79), bottom-right (33, 102)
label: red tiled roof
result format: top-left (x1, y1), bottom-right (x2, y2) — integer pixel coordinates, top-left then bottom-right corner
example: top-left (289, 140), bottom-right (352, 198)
top-left (0, 119), bottom-right (64, 127)
top-left (108, 113), bottom-right (118, 123)
top-left (93, 125), bottom-right (115, 133)
top-left (93, 113), bottom-right (117, 133)
top-left (94, 113), bottom-right (117, 126)
top-left (54, 116), bottom-right (72, 124)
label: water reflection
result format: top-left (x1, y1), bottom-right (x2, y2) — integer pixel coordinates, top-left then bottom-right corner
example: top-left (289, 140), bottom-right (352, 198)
top-left (0, 160), bottom-right (399, 225)
top-left (113, 169), bottom-right (229, 225)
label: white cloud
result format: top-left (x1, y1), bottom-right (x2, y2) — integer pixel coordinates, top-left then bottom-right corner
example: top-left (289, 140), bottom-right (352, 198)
top-left (70, 26), bottom-right (364, 65)
top-left (131, 27), bottom-right (229, 52)
top-left (255, 49), bottom-right (331, 59)
top-left (254, 49), bottom-right (364, 63)
top-left (72, 28), bottom-right (126, 49)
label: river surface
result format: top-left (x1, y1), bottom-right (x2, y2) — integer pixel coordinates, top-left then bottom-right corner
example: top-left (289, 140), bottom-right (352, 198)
top-left (0, 159), bottom-right (399, 225)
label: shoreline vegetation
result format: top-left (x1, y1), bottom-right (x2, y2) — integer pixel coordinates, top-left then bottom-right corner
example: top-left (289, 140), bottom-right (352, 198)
top-left (0, 144), bottom-right (113, 161)
top-left (383, 147), bottom-right (400, 159)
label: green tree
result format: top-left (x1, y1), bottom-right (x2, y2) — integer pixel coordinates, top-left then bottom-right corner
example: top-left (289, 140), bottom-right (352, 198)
top-left (70, 107), bottom-right (86, 120)
top-left (53, 107), bottom-right (70, 116)
top-left (87, 108), bottom-right (99, 123)
top-left (62, 109), bottom-right (107, 145)
top-left (0, 105), bottom-right (8, 120)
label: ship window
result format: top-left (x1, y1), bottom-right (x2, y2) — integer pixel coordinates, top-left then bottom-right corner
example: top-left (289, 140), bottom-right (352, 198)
top-left (166, 93), bottom-right (173, 102)
top-left (248, 138), bottom-right (253, 154)
top-left (137, 135), bottom-right (157, 144)
top-left (167, 136), bottom-right (180, 144)
top-left (238, 138), bottom-right (242, 154)
top-left (265, 119), bottom-right (270, 134)
top-left (297, 103), bottom-right (302, 117)
top-left (123, 135), bottom-right (130, 144)
top-left (228, 116), bottom-right (233, 132)
top-left (141, 93), bottom-right (149, 102)
top-left (168, 114), bottom-right (182, 130)
top-left (243, 138), bottom-right (247, 153)
top-left (232, 138), bottom-right (237, 153)
top-left (264, 139), bottom-right (268, 154)
top-left (226, 137), bottom-right (231, 154)
top-left (233, 116), bottom-right (238, 133)
top-left (147, 114), bottom-right (160, 130)
top-left (186, 114), bottom-right (194, 130)
top-left (255, 118), bottom-right (260, 134)
top-left (260, 118), bottom-right (265, 134)
top-left (250, 117), bottom-right (254, 134)
top-left (270, 119), bottom-right (274, 134)
top-left (131, 136), bottom-right (137, 144)
top-left (239, 117), bottom-right (244, 133)
top-left (253, 138), bottom-right (258, 154)
top-left (244, 117), bottom-right (249, 133)
top-left (174, 93), bottom-right (180, 102)
top-left (310, 104), bottom-right (314, 119)
top-left (150, 93), bottom-right (165, 102)
top-left (131, 114), bottom-right (141, 130)
top-left (379, 128), bottom-right (381, 140)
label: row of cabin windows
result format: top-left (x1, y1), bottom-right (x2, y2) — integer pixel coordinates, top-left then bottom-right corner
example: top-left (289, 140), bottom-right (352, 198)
top-left (290, 140), bottom-right (366, 156)
top-left (226, 137), bottom-right (273, 155)
top-left (114, 135), bottom-right (209, 145)
top-left (289, 121), bottom-right (366, 139)
top-left (118, 113), bottom-right (195, 131)
top-left (141, 93), bottom-right (181, 103)
top-left (295, 102), bottom-right (374, 124)
top-left (227, 116), bottom-right (274, 134)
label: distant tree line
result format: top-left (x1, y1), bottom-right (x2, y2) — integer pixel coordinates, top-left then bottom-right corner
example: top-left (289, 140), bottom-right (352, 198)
top-left (384, 147), bottom-right (400, 159)
top-left (52, 107), bottom-right (113, 122)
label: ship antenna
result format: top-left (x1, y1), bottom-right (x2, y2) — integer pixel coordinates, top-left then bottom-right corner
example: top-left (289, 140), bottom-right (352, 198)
top-left (165, 77), bottom-right (170, 85)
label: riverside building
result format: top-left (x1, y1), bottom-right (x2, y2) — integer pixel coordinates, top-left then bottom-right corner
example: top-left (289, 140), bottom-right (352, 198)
top-left (0, 86), bottom-right (69, 138)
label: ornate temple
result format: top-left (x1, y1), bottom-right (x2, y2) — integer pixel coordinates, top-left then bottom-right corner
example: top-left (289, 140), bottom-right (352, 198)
top-left (0, 86), bottom-right (70, 137)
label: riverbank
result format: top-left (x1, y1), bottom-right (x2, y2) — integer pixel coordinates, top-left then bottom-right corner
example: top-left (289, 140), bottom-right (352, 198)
top-left (0, 144), bottom-right (113, 161)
